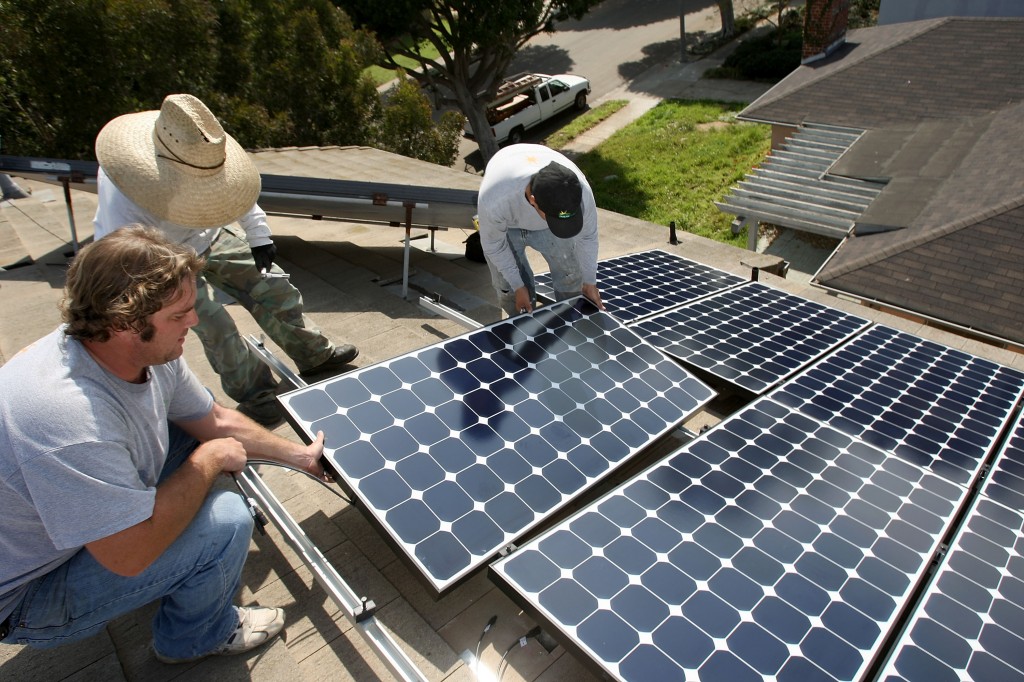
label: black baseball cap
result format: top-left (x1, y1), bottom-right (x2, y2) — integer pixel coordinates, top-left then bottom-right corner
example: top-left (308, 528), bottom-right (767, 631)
top-left (531, 161), bottom-right (584, 239)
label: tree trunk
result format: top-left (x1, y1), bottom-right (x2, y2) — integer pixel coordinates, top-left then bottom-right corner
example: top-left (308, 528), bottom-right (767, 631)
top-left (718, 0), bottom-right (735, 38)
top-left (453, 80), bottom-right (501, 164)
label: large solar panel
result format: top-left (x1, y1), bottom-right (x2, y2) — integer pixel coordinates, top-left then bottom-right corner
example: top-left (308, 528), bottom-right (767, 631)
top-left (535, 249), bottom-right (746, 323)
top-left (880, 411), bottom-right (1024, 681)
top-left (491, 396), bottom-right (972, 681)
top-left (770, 325), bottom-right (1024, 486)
top-left (633, 281), bottom-right (871, 394)
top-left (280, 297), bottom-right (715, 594)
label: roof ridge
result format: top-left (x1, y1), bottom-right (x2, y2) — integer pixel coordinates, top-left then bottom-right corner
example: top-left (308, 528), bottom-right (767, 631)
top-left (820, 192), bottom-right (1024, 278)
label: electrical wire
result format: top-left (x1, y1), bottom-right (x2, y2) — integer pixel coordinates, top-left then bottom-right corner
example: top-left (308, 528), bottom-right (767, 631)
top-left (474, 615), bottom-right (498, 674)
top-left (231, 472), bottom-right (269, 535)
top-left (246, 458), bottom-right (352, 503)
top-left (496, 625), bottom-right (542, 681)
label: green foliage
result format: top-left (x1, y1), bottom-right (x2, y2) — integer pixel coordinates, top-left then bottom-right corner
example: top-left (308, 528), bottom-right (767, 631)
top-left (849, 0), bottom-right (880, 29)
top-left (0, 0), bottom-right (457, 165)
top-left (709, 26), bottom-right (803, 82)
top-left (372, 76), bottom-right (464, 166)
top-left (574, 100), bottom-right (770, 244)
top-left (545, 100), bottom-right (628, 150)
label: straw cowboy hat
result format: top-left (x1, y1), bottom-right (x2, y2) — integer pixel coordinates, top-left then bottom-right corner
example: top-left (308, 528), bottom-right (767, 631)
top-left (95, 94), bottom-right (261, 228)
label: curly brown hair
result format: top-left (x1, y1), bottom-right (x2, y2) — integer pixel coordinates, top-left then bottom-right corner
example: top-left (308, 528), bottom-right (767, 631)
top-left (61, 225), bottom-right (205, 342)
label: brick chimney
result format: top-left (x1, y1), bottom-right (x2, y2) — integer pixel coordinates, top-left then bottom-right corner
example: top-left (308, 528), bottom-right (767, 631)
top-left (803, 0), bottom-right (851, 63)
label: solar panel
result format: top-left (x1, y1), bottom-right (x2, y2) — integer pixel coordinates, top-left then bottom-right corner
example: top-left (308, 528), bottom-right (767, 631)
top-left (535, 249), bottom-right (745, 323)
top-left (880, 412), bottom-right (1024, 682)
top-left (770, 325), bottom-right (1024, 486)
top-left (491, 396), bottom-right (971, 681)
top-left (633, 281), bottom-right (871, 394)
top-left (280, 297), bottom-right (715, 594)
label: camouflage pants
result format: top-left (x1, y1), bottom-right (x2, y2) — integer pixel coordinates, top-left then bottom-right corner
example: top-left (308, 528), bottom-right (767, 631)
top-left (191, 226), bottom-right (334, 405)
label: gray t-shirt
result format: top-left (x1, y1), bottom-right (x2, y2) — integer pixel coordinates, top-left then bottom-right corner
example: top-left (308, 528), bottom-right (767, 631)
top-left (0, 327), bottom-right (213, 621)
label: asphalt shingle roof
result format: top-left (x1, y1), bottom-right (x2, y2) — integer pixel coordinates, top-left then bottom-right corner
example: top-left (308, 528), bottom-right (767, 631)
top-left (734, 17), bottom-right (1024, 347)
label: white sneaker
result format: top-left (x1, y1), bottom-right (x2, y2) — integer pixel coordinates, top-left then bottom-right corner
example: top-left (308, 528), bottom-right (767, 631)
top-left (153, 606), bottom-right (285, 664)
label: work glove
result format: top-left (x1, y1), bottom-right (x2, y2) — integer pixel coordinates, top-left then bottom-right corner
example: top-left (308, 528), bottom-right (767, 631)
top-left (251, 243), bottom-right (277, 272)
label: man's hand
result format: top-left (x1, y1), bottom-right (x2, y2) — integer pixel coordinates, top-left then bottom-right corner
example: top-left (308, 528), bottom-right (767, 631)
top-left (296, 430), bottom-right (328, 481)
top-left (514, 287), bottom-right (533, 314)
top-left (194, 437), bottom-right (248, 474)
top-left (251, 243), bottom-right (277, 272)
top-left (582, 283), bottom-right (605, 310)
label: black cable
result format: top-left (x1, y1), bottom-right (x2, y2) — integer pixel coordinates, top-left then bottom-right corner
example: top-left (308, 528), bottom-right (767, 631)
top-left (497, 625), bottom-right (542, 681)
top-left (231, 473), bottom-right (268, 535)
top-left (474, 615), bottom-right (498, 672)
top-left (246, 458), bottom-right (352, 503)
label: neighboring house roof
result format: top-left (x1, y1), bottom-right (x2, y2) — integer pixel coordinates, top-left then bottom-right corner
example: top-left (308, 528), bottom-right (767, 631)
top-left (741, 17), bottom-right (1024, 129)
top-left (729, 17), bottom-right (1024, 347)
top-left (879, 0), bottom-right (1024, 25)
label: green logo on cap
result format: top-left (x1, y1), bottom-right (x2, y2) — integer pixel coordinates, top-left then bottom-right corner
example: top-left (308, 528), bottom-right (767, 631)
top-left (558, 210), bottom-right (575, 220)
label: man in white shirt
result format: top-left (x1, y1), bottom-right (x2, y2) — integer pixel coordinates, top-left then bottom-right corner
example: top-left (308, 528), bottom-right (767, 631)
top-left (93, 94), bottom-right (358, 427)
top-left (476, 143), bottom-right (603, 317)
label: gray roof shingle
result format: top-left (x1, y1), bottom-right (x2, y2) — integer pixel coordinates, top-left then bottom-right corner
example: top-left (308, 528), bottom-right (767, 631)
top-left (734, 17), bottom-right (1024, 347)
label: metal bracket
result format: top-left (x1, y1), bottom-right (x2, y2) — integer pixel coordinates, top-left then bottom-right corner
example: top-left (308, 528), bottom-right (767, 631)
top-left (419, 295), bottom-right (482, 331)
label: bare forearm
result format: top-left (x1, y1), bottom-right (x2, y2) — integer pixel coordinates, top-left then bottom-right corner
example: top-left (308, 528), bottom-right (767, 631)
top-left (86, 447), bottom-right (227, 576)
top-left (183, 403), bottom-right (326, 477)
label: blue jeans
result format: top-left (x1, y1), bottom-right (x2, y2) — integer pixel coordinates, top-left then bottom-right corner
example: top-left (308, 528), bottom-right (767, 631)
top-left (487, 228), bottom-right (582, 317)
top-left (2, 425), bottom-right (253, 660)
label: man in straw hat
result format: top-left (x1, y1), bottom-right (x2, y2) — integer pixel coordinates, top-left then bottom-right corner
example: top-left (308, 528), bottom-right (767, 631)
top-left (0, 226), bottom-right (328, 662)
top-left (93, 93), bottom-right (358, 427)
top-left (477, 143), bottom-right (604, 317)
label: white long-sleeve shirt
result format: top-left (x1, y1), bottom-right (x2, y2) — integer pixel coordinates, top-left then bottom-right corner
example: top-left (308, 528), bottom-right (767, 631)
top-left (93, 167), bottom-right (272, 252)
top-left (477, 144), bottom-right (599, 291)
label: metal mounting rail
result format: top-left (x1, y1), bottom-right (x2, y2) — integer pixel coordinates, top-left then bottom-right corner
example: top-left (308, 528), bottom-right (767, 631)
top-left (245, 334), bottom-right (306, 388)
top-left (234, 468), bottom-right (427, 682)
top-left (419, 296), bottom-right (483, 331)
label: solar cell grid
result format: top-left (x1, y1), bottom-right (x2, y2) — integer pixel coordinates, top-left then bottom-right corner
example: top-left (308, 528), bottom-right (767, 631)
top-left (634, 281), bottom-right (871, 394)
top-left (534, 249), bottom-right (745, 323)
top-left (771, 325), bottom-right (1024, 486)
top-left (881, 411), bottom-right (1024, 682)
top-left (491, 397), bottom-right (971, 681)
top-left (280, 297), bottom-right (715, 593)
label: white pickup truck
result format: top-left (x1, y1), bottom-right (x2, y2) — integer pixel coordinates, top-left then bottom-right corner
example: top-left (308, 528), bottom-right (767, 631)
top-left (467, 72), bottom-right (592, 145)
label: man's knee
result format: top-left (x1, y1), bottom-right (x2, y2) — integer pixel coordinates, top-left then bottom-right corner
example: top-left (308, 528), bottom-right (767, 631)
top-left (196, 490), bottom-right (254, 565)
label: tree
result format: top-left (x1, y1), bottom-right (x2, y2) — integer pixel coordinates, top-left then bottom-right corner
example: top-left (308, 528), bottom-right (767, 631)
top-left (718, 1), bottom-right (736, 39)
top-left (340, 0), bottom-right (602, 163)
top-left (373, 74), bottom-right (464, 166)
top-left (0, 0), bottom-right (460, 164)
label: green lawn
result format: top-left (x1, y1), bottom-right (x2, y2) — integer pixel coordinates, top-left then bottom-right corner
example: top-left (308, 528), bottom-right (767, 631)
top-left (366, 33), bottom-right (444, 86)
top-left (545, 99), bottom-right (628, 149)
top-left (572, 100), bottom-right (770, 246)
